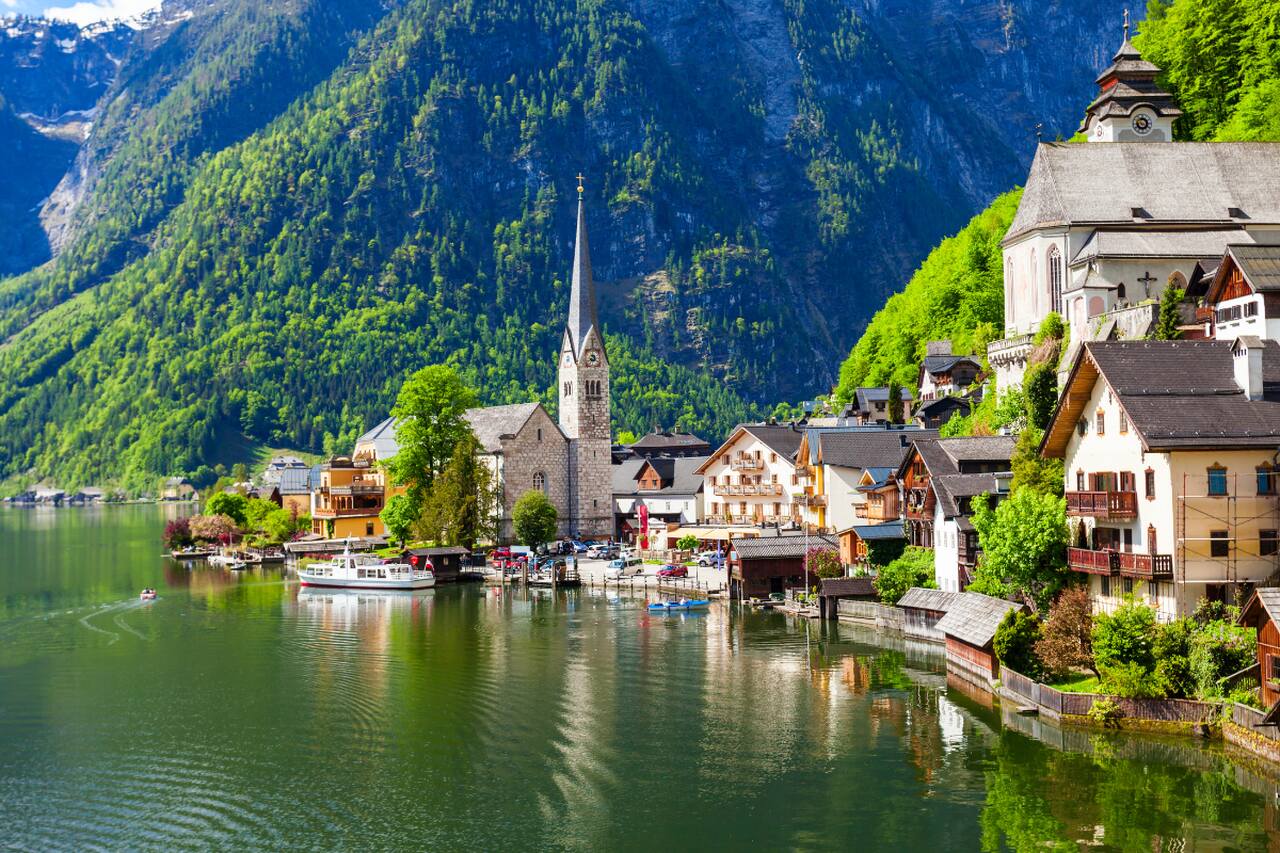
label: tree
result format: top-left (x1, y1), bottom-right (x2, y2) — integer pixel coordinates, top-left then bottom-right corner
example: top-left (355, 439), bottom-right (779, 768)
top-left (1091, 595), bottom-right (1157, 671)
top-left (676, 535), bottom-right (700, 552)
top-left (1023, 363), bottom-right (1057, 431)
top-left (887, 383), bottom-right (903, 424)
top-left (163, 517), bottom-right (192, 549)
top-left (383, 365), bottom-right (478, 504)
top-left (231, 462), bottom-right (249, 483)
top-left (807, 547), bottom-right (843, 579)
top-left (205, 492), bottom-right (248, 527)
top-left (512, 490), bottom-right (558, 548)
top-left (188, 513), bottom-right (239, 543)
top-left (1034, 585), bottom-right (1096, 678)
top-left (993, 609), bottom-right (1043, 678)
top-left (420, 432), bottom-right (498, 550)
top-left (1151, 282), bottom-right (1185, 340)
top-left (262, 507), bottom-right (306, 544)
top-left (380, 493), bottom-right (418, 547)
top-left (616, 430), bottom-right (638, 445)
top-left (968, 490), bottom-right (1069, 613)
top-left (1010, 426), bottom-right (1063, 497)
top-left (873, 546), bottom-right (935, 604)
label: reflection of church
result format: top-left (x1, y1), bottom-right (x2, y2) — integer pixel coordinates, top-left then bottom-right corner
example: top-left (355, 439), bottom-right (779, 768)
top-left (348, 182), bottom-right (613, 541)
top-left (989, 15), bottom-right (1280, 392)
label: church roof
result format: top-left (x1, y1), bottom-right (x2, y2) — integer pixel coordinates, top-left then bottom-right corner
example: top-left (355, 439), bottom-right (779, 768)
top-left (565, 195), bottom-right (601, 359)
top-left (1069, 228), bottom-right (1258, 265)
top-left (1005, 142), bottom-right (1280, 244)
top-left (464, 403), bottom-right (552, 453)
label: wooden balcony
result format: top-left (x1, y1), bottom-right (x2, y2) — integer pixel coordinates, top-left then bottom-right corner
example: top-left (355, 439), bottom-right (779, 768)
top-left (713, 483), bottom-right (783, 497)
top-left (1066, 490), bottom-right (1137, 520)
top-left (1117, 552), bottom-right (1173, 580)
top-left (313, 504), bottom-right (384, 519)
top-left (1067, 547), bottom-right (1117, 576)
top-left (729, 455), bottom-right (763, 471)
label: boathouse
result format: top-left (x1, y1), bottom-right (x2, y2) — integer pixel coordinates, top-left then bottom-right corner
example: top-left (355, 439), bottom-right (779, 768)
top-left (404, 546), bottom-right (469, 583)
top-left (817, 576), bottom-right (878, 620)
top-left (897, 587), bottom-right (961, 643)
top-left (1239, 588), bottom-right (1280, 712)
top-left (935, 592), bottom-right (1021, 683)
top-left (727, 533), bottom-right (837, 599)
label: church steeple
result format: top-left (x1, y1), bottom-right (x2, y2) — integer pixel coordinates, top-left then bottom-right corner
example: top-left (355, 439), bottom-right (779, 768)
top-left (1079, 10), bottom-right (1182, 142)
top-left (565, 176), bottom-right (600, 359)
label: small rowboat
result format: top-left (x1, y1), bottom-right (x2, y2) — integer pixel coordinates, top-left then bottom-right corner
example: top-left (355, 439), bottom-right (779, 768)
top-left (647, 599), bottom-right (709, 612)
top-left (140, 588), bottom-right (158, 601)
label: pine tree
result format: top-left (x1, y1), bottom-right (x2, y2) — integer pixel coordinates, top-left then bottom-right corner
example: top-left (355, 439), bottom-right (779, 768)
top-left (1152, 282), bottom-right (1186, 340)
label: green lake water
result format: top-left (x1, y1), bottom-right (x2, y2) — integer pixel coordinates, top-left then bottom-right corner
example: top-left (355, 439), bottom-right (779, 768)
top-left (0, 505), bottom-right (1275, 850)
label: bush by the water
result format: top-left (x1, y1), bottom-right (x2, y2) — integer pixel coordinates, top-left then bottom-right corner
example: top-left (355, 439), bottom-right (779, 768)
top-left (993, 609), bottom-right (1043, 679)
top-left (874, 546), bottom-right (935, 604)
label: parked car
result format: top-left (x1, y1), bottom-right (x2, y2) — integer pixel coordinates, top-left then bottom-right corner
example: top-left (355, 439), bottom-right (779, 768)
top-left (489, 546), bottom-right (513, 562)
top-left (604, 555), bottom-right (644, 579)
top-left (696, 551), bottom-right (724, 567)
top-left (657, 564), bottom-right (688, 578)
top-left (587, 543), bottom-right (618, 559)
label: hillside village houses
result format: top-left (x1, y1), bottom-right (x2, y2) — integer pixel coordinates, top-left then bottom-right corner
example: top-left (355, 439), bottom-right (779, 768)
top-left (987, 22), bottom-right (1280, 394)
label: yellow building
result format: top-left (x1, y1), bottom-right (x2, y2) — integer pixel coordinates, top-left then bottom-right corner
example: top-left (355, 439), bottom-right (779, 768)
top-left (310, 456), bottom-right (397, 539)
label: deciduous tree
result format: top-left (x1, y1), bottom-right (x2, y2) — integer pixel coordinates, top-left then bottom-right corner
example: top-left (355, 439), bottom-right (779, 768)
top-left (512, 490), bottom-right (558, 548)
top-left (968, 489), bottom-right (1069, 613)
top-left (1034, 585), bottom-right (1096, 678)
top-left (384, 365), bottom-right (478, 505)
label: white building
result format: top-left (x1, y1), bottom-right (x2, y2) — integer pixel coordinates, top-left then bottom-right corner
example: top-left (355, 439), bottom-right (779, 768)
top-left (989, 27), bottom-right (1280, 393)
top-left (612, 455), bottom-right (707, 544)
top-left (1206, 245), bottom-right (1280, 343)
top-left (1043, 339), bottom-right (1280, 621)
top-left (698, 424), bottom-right (805, 527)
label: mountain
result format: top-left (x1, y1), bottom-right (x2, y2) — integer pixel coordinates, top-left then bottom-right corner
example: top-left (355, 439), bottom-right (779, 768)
top-left (0, 0), bottom-right (1133, 491)
top-left (834, 0), bottom-right (1280, 401)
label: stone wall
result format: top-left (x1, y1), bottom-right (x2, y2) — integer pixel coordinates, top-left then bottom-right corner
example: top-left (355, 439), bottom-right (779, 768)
top-left (498, 406), bottom-right (570, 541)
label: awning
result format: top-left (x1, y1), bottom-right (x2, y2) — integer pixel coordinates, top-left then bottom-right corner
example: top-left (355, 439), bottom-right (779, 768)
top-left (667, 526), bottom-right (761, 541)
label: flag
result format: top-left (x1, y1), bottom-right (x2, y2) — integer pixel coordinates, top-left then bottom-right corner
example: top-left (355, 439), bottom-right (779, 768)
top-left (638, 502), bottom-right (649, 550)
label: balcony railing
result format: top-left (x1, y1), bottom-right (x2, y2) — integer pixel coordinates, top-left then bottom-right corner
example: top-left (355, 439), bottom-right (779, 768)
top-left (1066, 490), bottom-right (1137, 519)
top-left (713, 483), bottom-right (783, 497)
top-left (313, 504), bottom-right (385, 518)
top-left (1067, 547), bottom-right (1118, 576)
top-left (1118, 552), bottom-right (1173, 580)
top-left (729, 455), bottom-right (763, 471)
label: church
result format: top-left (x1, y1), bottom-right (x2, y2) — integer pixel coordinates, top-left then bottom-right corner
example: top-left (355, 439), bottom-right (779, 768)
top-left (988, 17), bottom-right (1280, 392)
top-left (347, 182), bottom-right (614, 542)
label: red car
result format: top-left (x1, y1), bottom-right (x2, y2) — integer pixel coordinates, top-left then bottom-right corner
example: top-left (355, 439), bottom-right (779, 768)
top-left (657, 564), bottom-right (688, 578)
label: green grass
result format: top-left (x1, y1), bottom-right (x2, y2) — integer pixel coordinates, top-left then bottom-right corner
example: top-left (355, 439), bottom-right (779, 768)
top-left (1048, 673), bottom-right (1102, 694)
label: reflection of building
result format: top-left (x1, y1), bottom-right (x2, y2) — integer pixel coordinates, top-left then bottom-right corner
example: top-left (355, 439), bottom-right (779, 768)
top-left (1042, 339), bottom-right (1280, 621)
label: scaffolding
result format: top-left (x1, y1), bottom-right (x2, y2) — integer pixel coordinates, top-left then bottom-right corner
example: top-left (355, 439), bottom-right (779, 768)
top-left (1176, 471), bottom-right (1280, 601)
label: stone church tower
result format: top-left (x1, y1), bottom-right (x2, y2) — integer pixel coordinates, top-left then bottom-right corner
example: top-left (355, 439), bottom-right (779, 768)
top-left (557, 182), bottom-right (613, 538)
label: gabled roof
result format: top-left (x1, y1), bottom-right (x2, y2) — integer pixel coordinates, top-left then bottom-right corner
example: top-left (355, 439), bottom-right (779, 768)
top-left (277, 467), bottom-right (312, 494)
top-left (355, 415), bottom-right (400, 460)
top-left (1042, 340), bottom-right (1280, 456)
top-left (697, 423), bottom-right (805, 473)
top-left (854, 386), bottom-right (914, 409)
top-left (1239, 588), bottom-right (1280, 628)
top-left (730, 533), bottom-right (837, 560)
top-left (466, 403), bottom-right (556, 453)
top-left (897, 587), bottom-right (961, 612)
top-left (615, 456), bottom-right (707, 496)
top-left (913, 396), bottom-right (972, 420)
top-left (1207, 244), bottom-right (1280, 302)
top-left (1069, 229), bottom-right (1257, 266)
top-left (1004, 143), bottom-right (1280, 245)
top-left (815, 429), bottom-right (936, 470)
top-left (935, 592), bottom-right (1021, 647)
top-left (932, 473), bottom-right (1006, 518)
top-left (921, 354), bottom-right (980, 375)
top-left (857, 467), bottom-right (896, 489)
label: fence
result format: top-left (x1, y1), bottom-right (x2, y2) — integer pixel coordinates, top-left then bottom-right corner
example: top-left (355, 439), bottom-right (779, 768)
top-left (836, 599), bottom-right (903, 632)
top-left (1001, 668), bottom-right (1221, 723)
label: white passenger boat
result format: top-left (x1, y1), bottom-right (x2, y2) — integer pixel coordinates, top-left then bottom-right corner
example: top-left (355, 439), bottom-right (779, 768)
top-left (297, 546), bottom-right (434, 590)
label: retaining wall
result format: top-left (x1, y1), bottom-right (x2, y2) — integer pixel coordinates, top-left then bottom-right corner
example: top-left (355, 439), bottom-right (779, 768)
top-left (836, 599), bottom-right (903, 632)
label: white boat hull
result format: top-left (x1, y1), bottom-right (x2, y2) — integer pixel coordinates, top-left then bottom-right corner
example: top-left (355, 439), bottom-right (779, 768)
top-left (297, 572), bottom-right (435, 590)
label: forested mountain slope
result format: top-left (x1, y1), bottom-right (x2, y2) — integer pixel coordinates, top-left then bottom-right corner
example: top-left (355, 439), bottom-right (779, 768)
top-left (0, 0), bottom-right (1131, 491)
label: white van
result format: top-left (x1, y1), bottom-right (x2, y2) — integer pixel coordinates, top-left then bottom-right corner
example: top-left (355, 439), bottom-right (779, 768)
top-left (604, 555), bottom-right (644, 579)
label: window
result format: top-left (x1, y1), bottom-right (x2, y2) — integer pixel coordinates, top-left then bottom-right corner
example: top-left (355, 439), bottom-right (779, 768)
top-left (1119, 471), bottom-right (1135, 493)
top-left (1100, 575), bottom-right (1111, 597)
top-left (1048, 245), bottom-right (1063, 315)
top-left (1244, 300), bottom-right (1259, 318)
top-left (1262, 530), bottom-right (1278, 557)
top-left (1207, 465), bottom-right (1228, 496)
top-left (537, 428), bottom-right (542, 442)
top-left (1096, 410), bottom-right (1106, 435)
top-left (1258, 465), bottom-right (1277, 496)
top-left (1121, 577), bottom-right (1134, 595)
top-left (1145, 469), bottom-right (1155, 500)
top-left (1076, 470), bottom-right (1085, 491)
top-left (791, 474), bottom-right (798, 486)
top-left (1118, 410), bottom-right (1128, 434)
top-left (771, 474), bottom-right (778, 484)
top-left (533, 472), bottom-right (546, 493)
top-left (1210, 530), bottom-right (1230, 558)
top-left (366, 522), bottom-right (375, 536)
top-left (1077, 418), bottom-right (1087, 437)
top-left (1147, 525), bottom-right (1157, 555)
top-left (1117, 282), bottom-right (1126, 300)
top-left (770, 453), bottom-right (777, 463)
top-left (564, 381), bottom-right (573, 397)
top-left (1271, 654), bottom-right (1280, 682)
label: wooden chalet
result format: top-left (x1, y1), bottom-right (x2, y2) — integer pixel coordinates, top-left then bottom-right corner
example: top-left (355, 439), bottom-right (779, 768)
top-left (1239, 588), bottom-right (1280, 713)
top-left (1206, 244), bottom-right (1280, 343)
top-left (934, 592), bottom-right (1021, 683)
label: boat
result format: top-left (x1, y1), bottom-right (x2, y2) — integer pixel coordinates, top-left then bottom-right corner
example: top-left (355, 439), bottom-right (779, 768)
top-left (256, 548), bottom-right (286, 564)
top-left (139, 588), bottom-right (158, 601)
top-left (171, 547), bottom-right (215, 560)
top-left (297, 545), bottom-right (434, 590)
top-left (647, 598), bottom-right (710, 612)
top-left (208, 553), bottom-right (247, 570)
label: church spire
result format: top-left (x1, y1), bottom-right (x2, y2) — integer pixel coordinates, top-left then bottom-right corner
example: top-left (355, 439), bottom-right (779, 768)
top-left (565, 175), bottom-right (600, 358)
top-left (1078, 11), bottom-right (1181, 141)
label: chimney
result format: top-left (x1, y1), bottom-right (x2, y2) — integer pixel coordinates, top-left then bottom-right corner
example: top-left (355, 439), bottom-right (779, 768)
top-left (925, 340), bottom-right (952, 357)
top-left (1233, 336), bottom-right (1265, 401)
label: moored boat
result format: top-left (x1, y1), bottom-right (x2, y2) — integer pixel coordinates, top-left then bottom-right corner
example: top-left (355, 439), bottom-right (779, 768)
top-left (171, 546), bottom-right (215, 560)
top-left (647, 599), bottom-right (710, 612)
top-left (297, 546), bottom-right (434, 590)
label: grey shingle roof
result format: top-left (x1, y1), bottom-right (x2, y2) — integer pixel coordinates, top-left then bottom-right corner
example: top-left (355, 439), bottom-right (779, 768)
top-left (465, 403), bottom-right (553, 453)
top-left (1241, 588), bottom-right (1280, 626)
top-left (629, 431), bottom-right (710, 451)
top-left (854, 386), bottom-right (914, 409)
top-left (614, 456), bottom-right (708, 496)
top-left (913, 396), bottom-right (972, 420)
top-left (1226, 244), bottom-right (1280, 293)
top-left (935, 592), bottom-right (1021, 647)
top-left (921, 354), bottom-right (979, 374)
top-left (1085, 340), bottom-right (1280, 449)
top-left (1005, 142), bottom-right (1280, 244)
top-left (932, 474), bottom-right (1004, 518)
top-left (740, 424), bottom-right (805, 460)
top-left (819, 576), bottom-right (876, 597)
top-left (817, 429), bottom-right (936, 470)
top-left (897, 587), bottom-right (961, 612)
top-left (277, 468), bottom-right (311, 494)
top-left (938, 436), bottom-right (1016, 466)
top-left (1070, 229), bottom-right (1257, 265)
top-left (731, 534), bottom-right (838, 560)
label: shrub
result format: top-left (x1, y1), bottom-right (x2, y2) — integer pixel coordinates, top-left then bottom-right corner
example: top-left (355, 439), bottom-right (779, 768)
top-left (873, 546), bottom-right (935, 604)
top-left (1099, 661), bottom-right (1166, 699)
top-left (1152, 617), bottom-right (1196, 698)
top-left (1035, 585), bottom-right (1096, 679)
top-left (1023, 363), bottom-right (1058, 431)
top-left (1087, 697), bottom-right (1123, 727)
top-left (1033, 312), bottom-right (1065, 346)
top-left (1189, 620), bottom-right (1256, 699)
top-left (993, 609), bottom-right (1043, 678)
top-left (676, 535), bottom-right (700, 552)
top-left (1092, 595), bottom-right (1157, 670)
top-left (807, 547), bottom-right (843, 579)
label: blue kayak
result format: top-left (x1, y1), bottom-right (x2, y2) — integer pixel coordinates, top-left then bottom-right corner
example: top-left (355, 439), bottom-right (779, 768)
top-left (648, 599), bottom-right (710, 611)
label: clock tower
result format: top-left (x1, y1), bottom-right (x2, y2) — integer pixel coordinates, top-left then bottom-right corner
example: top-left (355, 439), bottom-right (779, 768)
top-left (557, 178), bottom-right (612, 538)
top-left (1079, 12), bottom-right (1181, 143)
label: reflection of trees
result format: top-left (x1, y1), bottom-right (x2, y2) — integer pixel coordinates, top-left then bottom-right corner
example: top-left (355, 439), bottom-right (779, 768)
top-left (978, 729), bottom-right (1275, 851)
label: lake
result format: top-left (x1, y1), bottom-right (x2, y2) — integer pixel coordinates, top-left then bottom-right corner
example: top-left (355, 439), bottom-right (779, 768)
top-left (0, 505), bottom-right (1274, 850)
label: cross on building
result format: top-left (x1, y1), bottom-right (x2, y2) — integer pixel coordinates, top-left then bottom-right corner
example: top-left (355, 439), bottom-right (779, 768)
top-left (1138, 270), bottom-right (1158, 288)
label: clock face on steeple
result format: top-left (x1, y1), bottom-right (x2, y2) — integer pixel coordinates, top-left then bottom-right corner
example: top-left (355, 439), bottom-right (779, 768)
top-left (586, 350), bottom-right (600, 366)
top-left (1131, 113), bottom-right (1152, 135)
